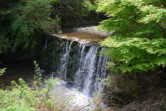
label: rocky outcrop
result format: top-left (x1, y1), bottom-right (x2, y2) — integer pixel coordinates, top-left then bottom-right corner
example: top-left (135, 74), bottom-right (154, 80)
top-left (51, 26), bottom-right (109, 44)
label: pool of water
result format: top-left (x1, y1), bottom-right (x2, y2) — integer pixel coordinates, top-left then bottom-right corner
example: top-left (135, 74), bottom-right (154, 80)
top-left (49, 79), bottom-right (94, 111)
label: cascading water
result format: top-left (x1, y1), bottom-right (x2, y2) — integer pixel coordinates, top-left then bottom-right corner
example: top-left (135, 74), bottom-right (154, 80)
top-left (74, 44), bottom-right (87, 89)
top-left (74, 45), bottom-right (103, 96)
top-left (94, 51), bottom-right (107, 93)
top-left (82, 46), bottom-right (98, 95)
top-left (48, 42), bottom-right (107, 110)
top-left (40, 27), bottom-right (108, 109)
top-left (56, 41), bottom-right (73, 80)
top-left (53, 41), bottom-right (107, 96)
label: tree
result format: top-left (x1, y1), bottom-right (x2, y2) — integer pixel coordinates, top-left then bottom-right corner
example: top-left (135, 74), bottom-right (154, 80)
top-left (11, 0), bottom-right (58, 49)
top-left (97, 0), bottom-right (166, 73)
top-left (0, 0), bottom-right (60, 55)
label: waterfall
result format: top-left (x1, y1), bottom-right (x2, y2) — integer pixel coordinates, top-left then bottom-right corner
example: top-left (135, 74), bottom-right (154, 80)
top-left (82, 46), bottom-right (98, 95)
top-left (41, 38), bottom-right (107, 97)
top-left (74, 44), bottom-right (87, 89)
top-left (39, 27), bottom-right (109, 109)
top-left (57, 41), bottom-right (73, 80)
top-left (74, 46), bottom-right (98, 95)
top-left (74, 45), bottom-right (107, 96)
top-left (55, 42), bottom-right (107, 96)
top-left (94, 52), bottom-right (107, 93)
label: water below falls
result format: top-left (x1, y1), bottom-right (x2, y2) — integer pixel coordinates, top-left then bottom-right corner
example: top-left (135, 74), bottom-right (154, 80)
top-left (50, 79), bottom-right (94, 111)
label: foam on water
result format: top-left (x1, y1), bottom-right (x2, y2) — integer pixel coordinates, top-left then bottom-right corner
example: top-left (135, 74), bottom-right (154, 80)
top-left (50, 79), bottom-right (94, 111)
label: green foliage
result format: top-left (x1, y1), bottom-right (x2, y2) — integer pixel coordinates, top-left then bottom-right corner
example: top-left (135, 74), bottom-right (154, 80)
top-left (0, 77), bottom-right (64, 111)
top-left (0, 0), bottom-right (94, 55)
top-left (34, 61), bottom-right (42, 84)
top-left (11, 0), bottom-right (57, 49)
top-left (0, 0), bottom-right (60, 54)
top-left (98, 0), bottom-right (166, 73)
top-left (0, 77), bottom-right (89, 111)
top-left (0, 79), bottom-right (44, 111)
top-left (12, 0), bottom-right (56, 33)
top-left (0, 68), bottom-right (6, 76)
top-left (84, 0), bottom-right (98, 11)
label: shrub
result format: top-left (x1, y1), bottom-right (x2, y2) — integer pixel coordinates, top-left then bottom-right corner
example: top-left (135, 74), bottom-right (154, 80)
top-left (0, 79), bottom-right (44, 111)
top-left (0, 68), bottom-right (6, 76)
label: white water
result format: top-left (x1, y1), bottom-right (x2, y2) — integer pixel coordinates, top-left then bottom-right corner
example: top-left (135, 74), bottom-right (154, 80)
top-left (50, 79), bottom-right (94, 111)
top-left (53, 42), bottom-right (107, 94)
top-left (76, 46), bottom-right (98, 96)
top-left (73, 45), bottom-right (107, 96)
top-left (57, 41), bottom-right (73, 80)
top-left (49, 29), bottom-right (108, 109)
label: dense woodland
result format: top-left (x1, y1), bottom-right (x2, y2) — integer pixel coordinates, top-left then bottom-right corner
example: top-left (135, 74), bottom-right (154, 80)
top-left (0, 0), bottom-right (166, 111)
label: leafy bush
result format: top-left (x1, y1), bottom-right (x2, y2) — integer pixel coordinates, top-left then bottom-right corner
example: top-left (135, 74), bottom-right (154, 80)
top-left (84, 0), bottom-right (98, 11)
top-left (0, 79), bottom-right (48, 111)
top-left (0, 68), bottom-right (6, 76)
top-left (33, 61), bottom-right (42, 85)
top-left (98, 0), bottom-right (166, 73)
